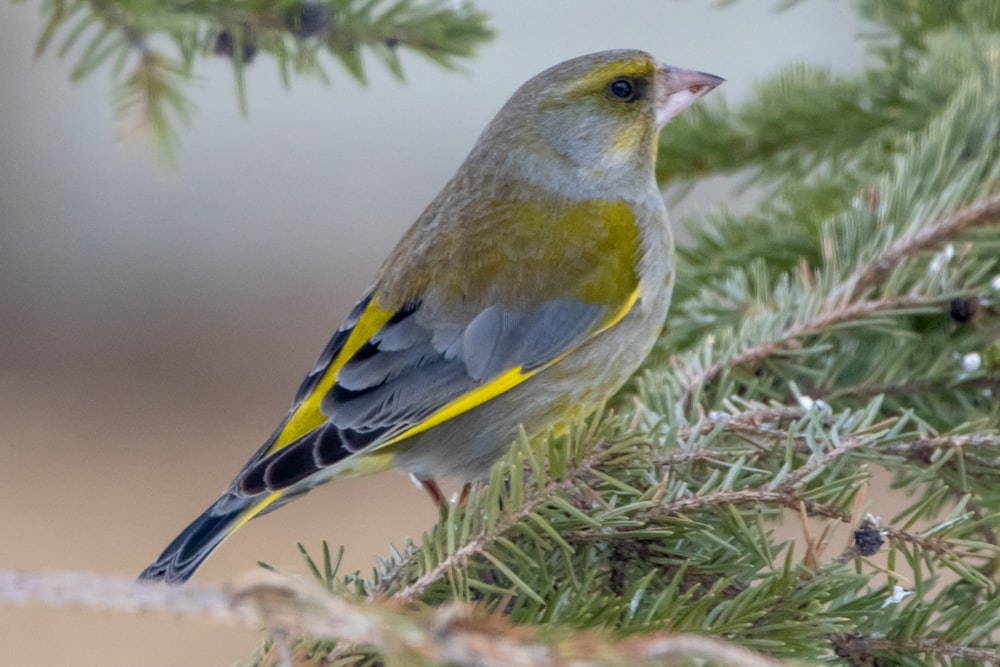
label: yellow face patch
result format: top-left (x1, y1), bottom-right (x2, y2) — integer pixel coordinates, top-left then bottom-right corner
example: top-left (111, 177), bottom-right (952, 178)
top-left (555, 57), bottom-right (657, 162)
top-left (611, 121), bottom-right (653, 160)
top-left (568, 57), bottom-right (656, 100)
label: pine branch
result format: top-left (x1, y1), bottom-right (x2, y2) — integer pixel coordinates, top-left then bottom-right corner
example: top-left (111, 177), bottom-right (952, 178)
top-left (373, 442), bottom-right (611, 601)
top-left (0, 571), bottom-right (250, 624)
top-left (32, 0), bottom-right (494, 160)
top-left (391, 475), bottom-right (579, 602)
top-left (679, 293), bottom-right (968, 407)
top-left (643, 487), bottom-right (850, 524)
top-left (816, 374), bottom-right (1000, 403)
top-left (650, 403), bottom-right (999, 556)
top-left (0, 570), bottom-right (782, 667)
top-left (882, 434), bottom-right (1000, 464)
top-left (672, 182), bottom-right (1000, 414)
top-left (639, 469), bottom-right (978, 562)
top-left (832, 633), bottom-right (1000, 665)
top-left (850, 191), bottom-right (1000, 299)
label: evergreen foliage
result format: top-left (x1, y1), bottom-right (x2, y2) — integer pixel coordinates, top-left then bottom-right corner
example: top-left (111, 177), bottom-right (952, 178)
top-left (26, 0), bottom-right (493, 159)
top-left (5, 1), bottom-right (998, 664)
top-left (228, 1), bottom-right (1000, 664)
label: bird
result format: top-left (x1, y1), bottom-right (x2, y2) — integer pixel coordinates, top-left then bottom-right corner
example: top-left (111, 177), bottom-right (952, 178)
top-left (139, 49), bottom-right (722, 583)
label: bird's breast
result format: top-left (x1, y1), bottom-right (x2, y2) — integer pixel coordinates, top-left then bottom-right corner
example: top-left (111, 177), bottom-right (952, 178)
top-left (430, 196), bottom-right (645, 311)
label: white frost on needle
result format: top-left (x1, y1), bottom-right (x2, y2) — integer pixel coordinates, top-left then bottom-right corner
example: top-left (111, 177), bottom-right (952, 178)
top-left (929, 243), bottom-right (955, 272)
top-left (881, 584), bottom-right (913, 608)
top-left (961, 352), bottom-right (982, 372)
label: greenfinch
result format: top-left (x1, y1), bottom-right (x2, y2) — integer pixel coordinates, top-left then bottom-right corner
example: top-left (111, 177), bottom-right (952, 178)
top-left (140, 49), bottom-right (722, 583)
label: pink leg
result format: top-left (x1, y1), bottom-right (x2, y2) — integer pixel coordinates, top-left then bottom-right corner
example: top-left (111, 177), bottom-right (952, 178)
top-left (417, 477), bottom-right (447, 509)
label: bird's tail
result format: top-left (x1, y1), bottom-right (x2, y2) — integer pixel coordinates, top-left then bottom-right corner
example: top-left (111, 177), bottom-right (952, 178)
top-left (138, 491), bottom-right (278, 584)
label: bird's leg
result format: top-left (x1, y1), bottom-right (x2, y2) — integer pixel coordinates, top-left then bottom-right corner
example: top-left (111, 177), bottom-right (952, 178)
top-left (411, 476), bottom-right (473, 510)
top-left (413, 475), bottom-right (447, 510)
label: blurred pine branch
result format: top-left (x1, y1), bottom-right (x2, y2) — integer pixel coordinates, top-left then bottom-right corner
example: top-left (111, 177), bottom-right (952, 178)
top-left (26, 0), bottom-right (494, 161)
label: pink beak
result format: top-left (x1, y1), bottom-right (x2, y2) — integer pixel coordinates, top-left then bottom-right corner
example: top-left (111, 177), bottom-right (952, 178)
top-left (654, 65), bottom-right (724, 126)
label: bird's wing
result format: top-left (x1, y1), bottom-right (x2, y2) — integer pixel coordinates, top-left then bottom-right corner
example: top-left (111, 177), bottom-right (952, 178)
top-left (233, 285), bottom-right (640, 497)
top-left (137, 272), bottom-right (641, 584)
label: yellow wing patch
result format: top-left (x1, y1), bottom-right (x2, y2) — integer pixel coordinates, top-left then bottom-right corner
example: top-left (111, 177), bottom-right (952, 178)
top-left (265, 299), bottom-right (396, 455)
top-left (228, 491), bottom-right (282, 535)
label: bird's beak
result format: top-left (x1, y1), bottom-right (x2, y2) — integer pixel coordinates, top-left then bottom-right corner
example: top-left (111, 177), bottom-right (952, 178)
top-left (654, 65), bottom-right (724, 126)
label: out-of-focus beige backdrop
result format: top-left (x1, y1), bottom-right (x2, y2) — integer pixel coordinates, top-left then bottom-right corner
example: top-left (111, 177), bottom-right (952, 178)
top-left (0, 1), bottom-right (865, 664)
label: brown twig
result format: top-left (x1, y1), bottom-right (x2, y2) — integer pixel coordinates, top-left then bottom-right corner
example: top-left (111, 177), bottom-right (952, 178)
top-left (831, 632), bottom-right (1000, 665)
top-left (816, 374), bottom-right (1000, 402)
top-left (850, 190), bottom-right (1000, 299)
top-left (638, 481), bottom-right (972, 560)
top-left (683, 295), bottom-right (944, 405)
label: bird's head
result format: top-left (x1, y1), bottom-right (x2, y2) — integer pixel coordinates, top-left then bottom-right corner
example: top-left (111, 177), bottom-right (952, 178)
top-left (470, 49), bottom-right (723, 194)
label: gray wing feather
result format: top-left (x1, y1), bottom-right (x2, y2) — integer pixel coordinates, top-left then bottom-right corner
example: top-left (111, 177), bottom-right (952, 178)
top-left (326, 298), bottom-right (605, 432)
top-left (463, 299), bottom-right (605, 379)
top-left (513, 299), bottom-right (605, 368)
top-left (376, 309), bottom-right (432, 351)
top-left (239, 296), bottom-right (609, 494)
top-left (330, 353), bottom-right (474, 430)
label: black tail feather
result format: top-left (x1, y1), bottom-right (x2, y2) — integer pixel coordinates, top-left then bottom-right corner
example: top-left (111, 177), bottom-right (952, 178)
top-left (138, 493), bottom-right (255, 584)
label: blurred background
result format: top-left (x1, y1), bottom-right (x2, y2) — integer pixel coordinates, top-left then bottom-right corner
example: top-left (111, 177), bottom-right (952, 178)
top-left (0, 1), bottom-right (865, 664)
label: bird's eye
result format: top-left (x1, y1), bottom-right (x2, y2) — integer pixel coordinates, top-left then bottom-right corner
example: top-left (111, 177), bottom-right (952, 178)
top-left (608, 78), bottom-right (636, 101)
